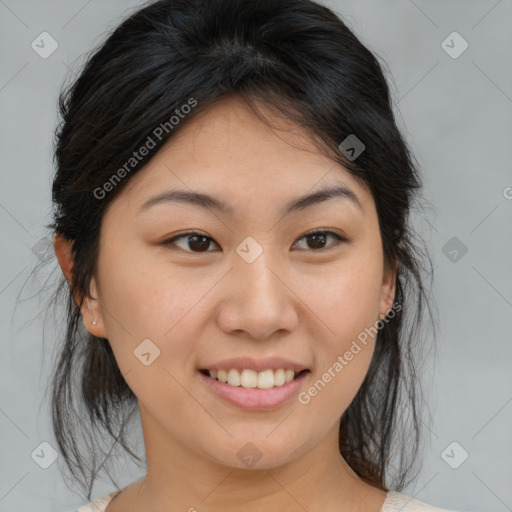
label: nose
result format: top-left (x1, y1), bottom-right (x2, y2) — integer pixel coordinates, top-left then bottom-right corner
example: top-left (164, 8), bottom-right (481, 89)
top-left (215, 246), bottom-right (299, 340)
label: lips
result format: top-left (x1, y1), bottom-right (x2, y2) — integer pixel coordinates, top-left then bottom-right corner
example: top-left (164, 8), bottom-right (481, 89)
top-left (198, 356), bottom-right (309, 373)
top-left (197, 357), bottom-right (310, 407)
top-left (197, 367), bottom-right (310, 410)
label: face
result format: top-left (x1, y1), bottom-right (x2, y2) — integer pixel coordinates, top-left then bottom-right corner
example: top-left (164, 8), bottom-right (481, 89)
top-left (64, 95), bottom-right (396, 471)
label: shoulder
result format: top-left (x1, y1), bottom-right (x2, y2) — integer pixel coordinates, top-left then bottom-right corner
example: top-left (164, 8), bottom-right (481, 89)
top-left (382, 491), bottom-right (459, 512)
top-left (66, 490), bottom-right (121, 512)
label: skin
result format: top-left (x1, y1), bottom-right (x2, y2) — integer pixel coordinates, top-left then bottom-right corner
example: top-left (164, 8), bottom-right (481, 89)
top-left (54, 95), bottom-right (396, 512)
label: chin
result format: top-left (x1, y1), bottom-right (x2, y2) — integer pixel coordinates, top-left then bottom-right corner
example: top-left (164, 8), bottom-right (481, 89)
top-left (203, 437), bottom-right (308, 471)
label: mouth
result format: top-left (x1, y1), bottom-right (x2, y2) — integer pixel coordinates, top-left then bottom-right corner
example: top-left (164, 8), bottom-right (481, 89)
top-left (197, 367), bottom-right (311, 410)
top-left (198, 368), bottom-right (310, 389)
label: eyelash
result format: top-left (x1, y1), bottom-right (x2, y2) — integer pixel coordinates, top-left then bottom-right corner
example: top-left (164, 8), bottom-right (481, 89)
top-left (162, 229), bottom-right (347, 253)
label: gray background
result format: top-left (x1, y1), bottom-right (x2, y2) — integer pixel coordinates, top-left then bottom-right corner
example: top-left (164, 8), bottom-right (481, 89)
top-left (1, 0), bottom-right (511, 511)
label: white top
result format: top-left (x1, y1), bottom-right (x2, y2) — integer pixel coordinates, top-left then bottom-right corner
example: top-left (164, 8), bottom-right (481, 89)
top-left (70, 489), bottom-right (459, 511)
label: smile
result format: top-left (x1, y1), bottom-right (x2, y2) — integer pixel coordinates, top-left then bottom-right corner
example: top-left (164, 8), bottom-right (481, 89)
top-left (199, 368), bottom-right (309, 389)
top-left (198, 368), bottom-right (311, 411)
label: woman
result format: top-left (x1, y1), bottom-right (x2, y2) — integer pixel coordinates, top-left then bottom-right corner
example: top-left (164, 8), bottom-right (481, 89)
top-left (48, 0), bottom-right (457, 510)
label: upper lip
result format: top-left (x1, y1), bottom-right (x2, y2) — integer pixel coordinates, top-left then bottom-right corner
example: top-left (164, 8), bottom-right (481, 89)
top-left (199, 357), bottom-right (309, 373)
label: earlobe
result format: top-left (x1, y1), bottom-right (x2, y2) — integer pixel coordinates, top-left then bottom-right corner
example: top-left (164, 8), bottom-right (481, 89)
top-left (82, 277), bottom-right (108, 338)
top-left (53, 233), bottom-right (107, 338)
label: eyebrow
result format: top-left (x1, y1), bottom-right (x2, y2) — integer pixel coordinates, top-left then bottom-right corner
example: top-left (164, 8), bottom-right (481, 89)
top-left (138, 183), bottom-right (362, 217)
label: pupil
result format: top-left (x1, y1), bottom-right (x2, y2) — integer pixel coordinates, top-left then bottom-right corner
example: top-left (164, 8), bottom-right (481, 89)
top-left (189, 235), bottom-right (210, 252)
top-left (309, 233), bottom-right (326, 249)
top-left (188, 233), bottom-right (327, 252)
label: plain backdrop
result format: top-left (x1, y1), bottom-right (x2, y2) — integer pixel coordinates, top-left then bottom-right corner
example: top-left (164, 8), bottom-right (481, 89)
top-left (0, 1), bottom-right (511, 511)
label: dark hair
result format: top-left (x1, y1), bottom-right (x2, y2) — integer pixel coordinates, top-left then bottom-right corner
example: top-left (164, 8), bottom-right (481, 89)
top-left (45, 0), bottom-right (437, 500)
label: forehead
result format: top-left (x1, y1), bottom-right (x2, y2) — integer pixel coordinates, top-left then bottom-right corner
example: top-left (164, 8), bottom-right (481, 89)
top-left (116, 95), bottom-right (373, 216)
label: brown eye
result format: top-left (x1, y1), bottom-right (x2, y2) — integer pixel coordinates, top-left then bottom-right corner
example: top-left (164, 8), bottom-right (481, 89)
top-left (163, 231), bottom-right (219, 253)
top-left (163, 229), bottom-right (346, 254)
top-left (292, 230), bottom-right (346, 251)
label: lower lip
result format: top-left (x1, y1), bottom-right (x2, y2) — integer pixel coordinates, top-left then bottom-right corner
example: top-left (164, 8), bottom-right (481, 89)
top-left (198, 370), bottom-right (310, 411)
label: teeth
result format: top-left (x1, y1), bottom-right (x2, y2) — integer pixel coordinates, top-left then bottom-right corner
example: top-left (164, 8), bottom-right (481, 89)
top-left (274, 368), bottom-right (285, 386)
top-left (238, 369), bottom-right (256, 388)
top-left (257, 369), bottom-right (274, 389)
top-left (227, 369), bottom-right (241, 386)
top-left (206, 368), bottom-right (302, 388)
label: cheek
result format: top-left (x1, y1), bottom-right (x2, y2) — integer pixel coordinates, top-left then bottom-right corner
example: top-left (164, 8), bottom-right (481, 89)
top-left (94, 246), bottom-right (193, 377)
top-left (297, 279), bottom-right (379, 422)
top-left (305, 257), bottom-right (383, 342)
top-left (95, 258), bottom-right (201, 414)
top-left (97, 242), bottom-right (199, 337)
top-left (299, 349), bottom-right (373, 431)
top-left (95, 246), bottom-right (224, 392)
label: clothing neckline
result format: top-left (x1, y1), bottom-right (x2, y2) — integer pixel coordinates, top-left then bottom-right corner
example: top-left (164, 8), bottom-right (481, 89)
top-left (96, 488), bottom-right (400, 511)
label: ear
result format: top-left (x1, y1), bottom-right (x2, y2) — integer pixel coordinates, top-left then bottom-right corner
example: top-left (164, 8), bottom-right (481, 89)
top-left (379, 257), bottom-right (398, 319)
top-left (52, 233), bottom-right (108, 338)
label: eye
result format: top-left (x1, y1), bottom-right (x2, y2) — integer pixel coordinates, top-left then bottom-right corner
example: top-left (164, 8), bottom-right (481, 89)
top-left (162, 229), bottom-right (346, 253)
top-left (163, 230), bottom-right (219, 253)
top-left (291, 229), bottom-right (346, 251)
